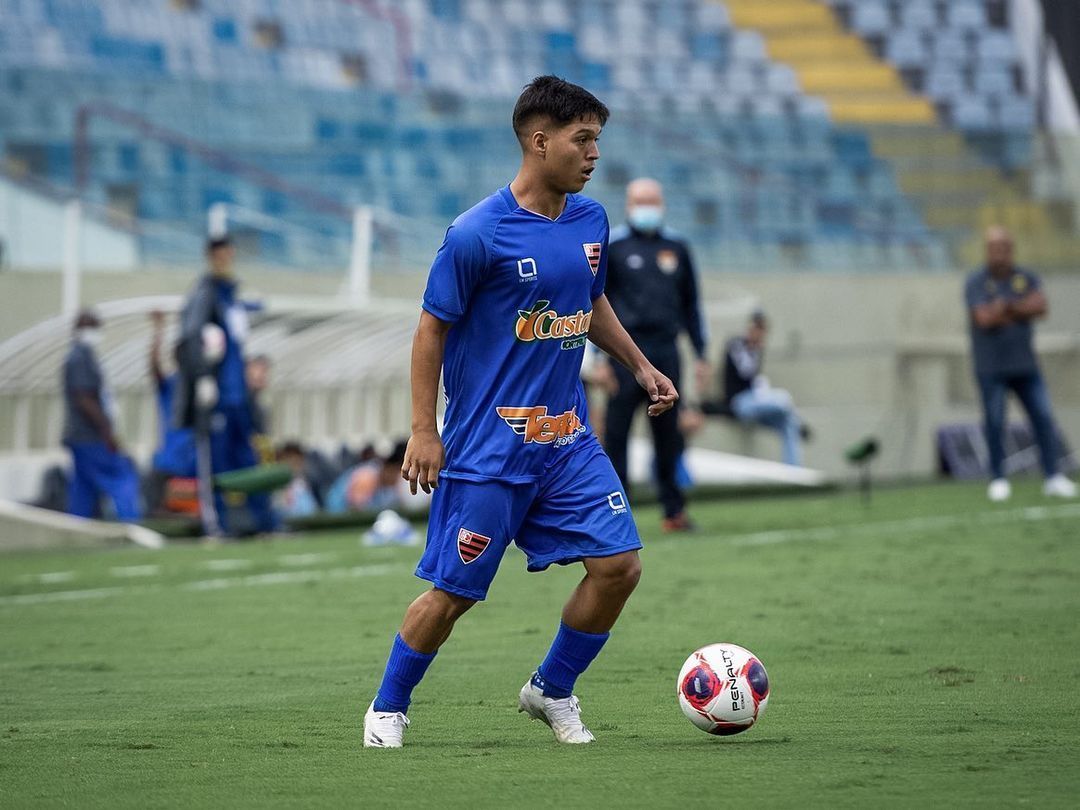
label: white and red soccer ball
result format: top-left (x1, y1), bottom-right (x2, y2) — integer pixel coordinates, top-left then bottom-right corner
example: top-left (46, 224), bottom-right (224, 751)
top-left (677, 643), bottom-right (770, 736)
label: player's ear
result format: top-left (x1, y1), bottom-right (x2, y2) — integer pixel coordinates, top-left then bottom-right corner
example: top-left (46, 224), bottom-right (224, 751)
top-left (530, 129), bottom-right (548, 160)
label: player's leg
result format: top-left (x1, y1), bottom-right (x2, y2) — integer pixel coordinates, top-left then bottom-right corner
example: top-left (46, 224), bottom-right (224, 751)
top-left (647, 344), bottom-right (687, 524)
top-left (100, 449), bottom-right (143, 521)
top-left (66, 443), bottom-right (100, 518)
top-left (977, 373), bottom-right (1009, 498)
top-left (515, 440), bottom-right (642, 742)
top-left (1011, 372), bottom-right (1075, 496)
top-left (365, 478), bottom-right (528, 747)
top-left (603, 361), bottom-right (645, 492)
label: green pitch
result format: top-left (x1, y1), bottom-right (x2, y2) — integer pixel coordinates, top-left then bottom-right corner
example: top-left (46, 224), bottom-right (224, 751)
top-left (2, 482), bottom-right (1078, 808)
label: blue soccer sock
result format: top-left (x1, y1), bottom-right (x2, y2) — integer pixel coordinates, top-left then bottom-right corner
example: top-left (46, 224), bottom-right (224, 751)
top-left (373, 634), bottom-right (437, 715)
top-left (533, 622), bottom-right (610, 699)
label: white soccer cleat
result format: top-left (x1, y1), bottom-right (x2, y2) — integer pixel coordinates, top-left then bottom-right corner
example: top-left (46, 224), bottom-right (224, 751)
top-left (1043, 474), bottom-right (1077, 499)
top-left (518, 676), bottom-right (595, 744)
top-left (363, 701), bottom-right (409, 748)
top-left (987, 478), bottom-right (1011, 502)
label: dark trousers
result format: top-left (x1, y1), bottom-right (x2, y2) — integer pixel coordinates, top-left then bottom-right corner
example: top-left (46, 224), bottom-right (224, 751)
top-left (604, 341), bottom-right (684, 518)
top-left (976, 370), bottom-right (1058, 480)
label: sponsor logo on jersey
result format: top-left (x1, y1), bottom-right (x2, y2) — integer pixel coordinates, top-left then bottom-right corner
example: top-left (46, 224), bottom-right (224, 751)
top-left (515, 300), bottom-right (592, 350)
top-left (583, 242), bottom-right (602, 276)
top-left (457, 527), bottom-right (491, 564)
top-left (496, 405), bottom-right (586, 446)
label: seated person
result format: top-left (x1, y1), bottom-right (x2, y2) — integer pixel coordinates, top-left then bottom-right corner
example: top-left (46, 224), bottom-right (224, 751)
top-left (326, 440), bottom-right (414, 513)
top-left (721, 311), bottom-right (807, 467)
top-left (275, 441), bottom-right (318, 519)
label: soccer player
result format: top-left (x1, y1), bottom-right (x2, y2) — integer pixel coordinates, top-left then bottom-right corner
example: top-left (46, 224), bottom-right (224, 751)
top-left (363, 76), bottom-right (678, 747)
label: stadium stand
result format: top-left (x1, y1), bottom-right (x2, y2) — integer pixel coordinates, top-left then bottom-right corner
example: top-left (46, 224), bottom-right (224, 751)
top-left (0, 0), bottom-right (958, 271)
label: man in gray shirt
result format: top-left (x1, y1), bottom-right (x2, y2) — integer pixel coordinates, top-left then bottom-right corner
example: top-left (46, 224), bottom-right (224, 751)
top-left (62, 309), bottom-right (141, 519)
top-left (964, 226), bottom-right (1075, 502)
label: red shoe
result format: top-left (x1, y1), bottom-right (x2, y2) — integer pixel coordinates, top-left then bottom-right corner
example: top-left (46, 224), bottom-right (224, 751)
top-left (661, 513), bottom-right (696, 533)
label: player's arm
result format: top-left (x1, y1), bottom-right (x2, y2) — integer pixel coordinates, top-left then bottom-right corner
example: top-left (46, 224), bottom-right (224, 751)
top-left (401, 311), bottom-right (450, 495)
top-left (589, 294), bottom-right (678, 417)
top-left (971, 298), bottom-right (1014, 330)
top-left (1006, 289), bottom-right (1047, 321)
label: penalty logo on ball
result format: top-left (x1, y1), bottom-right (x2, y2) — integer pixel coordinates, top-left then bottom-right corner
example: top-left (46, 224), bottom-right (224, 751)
top-left (677, 643), bottom-right (770, 736)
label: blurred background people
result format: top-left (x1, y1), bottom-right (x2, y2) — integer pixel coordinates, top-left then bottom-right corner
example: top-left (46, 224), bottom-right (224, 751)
top-left (275, 441), bottom-right (318, 519)
top-left (61, 309), bottom-right (141, 520)
top-left (326, 440), bottom-right (411, 514)
top-left (965, 226), bottom-right (1076, 502)
top-left (176, 236), bottom-right (277, 535)
top-left (723, 311), bottom-right (806, 467)
top-left (602, 178), bottom-right (709, 532)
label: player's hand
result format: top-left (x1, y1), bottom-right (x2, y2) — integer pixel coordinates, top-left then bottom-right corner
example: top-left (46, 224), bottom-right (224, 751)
top-left (635, 365), bottom-right (679, 417)
top-left (402, 429), bottom-right (445, 495)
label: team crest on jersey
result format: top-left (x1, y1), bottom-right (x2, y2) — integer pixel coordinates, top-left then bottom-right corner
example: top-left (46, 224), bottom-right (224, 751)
top-left (496, 406), bottom-right (586, 447)
top-left (457, 528), bottom-right (491, 565)
top-left (583, 242), bottom-right (602, 276)
top-left (657, 249), bottom-right (680, 274)
top-left (1011, 274), bottom-right (1028, 294)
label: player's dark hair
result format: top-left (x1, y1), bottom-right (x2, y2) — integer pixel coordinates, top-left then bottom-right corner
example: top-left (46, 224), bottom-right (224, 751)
top-left (512, 75), bottom-right (609, 146)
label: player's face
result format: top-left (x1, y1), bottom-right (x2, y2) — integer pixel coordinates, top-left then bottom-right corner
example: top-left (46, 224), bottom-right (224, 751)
top-left (986, 236), bottom-right (1013, 271)
top-left (545, 117), bottom-right (602, 194)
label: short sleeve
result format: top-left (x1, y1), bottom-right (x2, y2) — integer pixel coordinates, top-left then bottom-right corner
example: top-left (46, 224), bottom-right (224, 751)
top-left (590, 213), bottom-right (610, 301)
top-left (66, 348), bottom-right (100, 394)
top-left (421, 224), bottom-right (489, 323)
top-left (964, 274), bottom-right (991, 310)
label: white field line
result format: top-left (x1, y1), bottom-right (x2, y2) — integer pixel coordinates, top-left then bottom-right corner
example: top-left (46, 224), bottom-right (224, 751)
top-left (185, 564), bottom-right (399, 591)
top-left (278, 552), bottom-right (337, 567)
top-left (203, 558), bottom-right (254, 572)
top-left (0, 587), bottom-right (125, 606)
top-left (726, 502), bottom-right (1080, 548)
top-left (0, 564), bottom-right (405, 607)
top-left (109, 565), bottom-right (161, 578)
top-left (32, 571), bottom-right (76, 584)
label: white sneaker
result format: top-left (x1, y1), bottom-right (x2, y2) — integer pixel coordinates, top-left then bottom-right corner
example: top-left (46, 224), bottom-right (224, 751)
top-left (1043, 474), bottom-right (1078, 499)
top-left (987, 478), bottom-right (1011, 502)
top-left (363, 700), bottom-right (409, 748)
top-left (518, 676), bottom-right (595, 744)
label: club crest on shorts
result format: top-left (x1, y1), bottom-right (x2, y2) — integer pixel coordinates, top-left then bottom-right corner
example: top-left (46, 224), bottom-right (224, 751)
top-left (457, 528), bottom-right (491, 564)
top-left (582, 242), bottom-right (602, 276)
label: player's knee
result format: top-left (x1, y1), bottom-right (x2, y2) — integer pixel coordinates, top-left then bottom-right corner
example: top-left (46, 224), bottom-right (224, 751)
top-left (427, 587), bottom-right (476, 623)
top-left (596, 553), bottom-right (641, 594)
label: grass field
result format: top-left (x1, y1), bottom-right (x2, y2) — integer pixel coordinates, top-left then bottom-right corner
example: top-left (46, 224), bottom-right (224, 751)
top-left (2, 481), bottom-right (1079, 808)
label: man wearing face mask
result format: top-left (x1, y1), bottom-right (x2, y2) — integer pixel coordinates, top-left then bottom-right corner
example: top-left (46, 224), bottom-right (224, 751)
top-left (601, 178), bottom-right (708, 532)
top-left (61, 309), bottom-right (142, 520)
top-left (176, 236), bottom-right (277, 536)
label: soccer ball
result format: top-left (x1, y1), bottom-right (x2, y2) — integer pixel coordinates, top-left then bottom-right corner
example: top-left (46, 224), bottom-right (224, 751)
top-left (677, 643), bottom-right (770, 736)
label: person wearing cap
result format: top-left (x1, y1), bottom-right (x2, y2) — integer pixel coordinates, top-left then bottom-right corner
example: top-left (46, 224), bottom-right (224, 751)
top-left (600, 178), bottom-right (709, 532)
top-left (175, 237), bottom-right (277, 534)
top-left (965, 226), bottom-right (1076, 502)
top-left (61, 309), bottom-right (142, 519)
top-left (723, 310), bottom-right (806, 467)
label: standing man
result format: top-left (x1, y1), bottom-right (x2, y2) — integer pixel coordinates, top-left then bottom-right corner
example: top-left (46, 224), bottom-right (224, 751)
top-left (722, 310), bottom-right (806, 467)
top-left (363, 76), bottom-right (677, 748)
top-left (601, 178), bottom-right (708, 532)
top-left (61, 309), bottom-right (142, 520)
top-left (965, 226), bottom-right (1076, 501)
top-left (175, 237), bottom-right (277, 535)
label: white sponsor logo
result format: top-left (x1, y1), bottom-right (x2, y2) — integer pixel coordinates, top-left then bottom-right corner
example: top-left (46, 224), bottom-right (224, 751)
top-left (608, 491), bottom-right (628, 514)
top-left (517, 257), bottom-right (537, 282)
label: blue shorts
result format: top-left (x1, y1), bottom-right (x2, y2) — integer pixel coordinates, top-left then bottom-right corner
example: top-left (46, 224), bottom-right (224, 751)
top-left (415, 437), bottom-right (642, 601)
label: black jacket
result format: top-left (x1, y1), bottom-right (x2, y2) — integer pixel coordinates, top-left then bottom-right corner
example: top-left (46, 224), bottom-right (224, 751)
top-left (605, 225), bottom-right (707, 357)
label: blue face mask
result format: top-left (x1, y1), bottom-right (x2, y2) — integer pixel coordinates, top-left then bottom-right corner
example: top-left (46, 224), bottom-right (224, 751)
top-left (628, 205), bottom-right (664, 233)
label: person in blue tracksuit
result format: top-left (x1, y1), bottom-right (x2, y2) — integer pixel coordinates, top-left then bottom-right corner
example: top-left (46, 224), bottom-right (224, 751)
top-left (61, 309), bottom-right (142, 520)
top-left (175, 237), bottom-right (277, 535)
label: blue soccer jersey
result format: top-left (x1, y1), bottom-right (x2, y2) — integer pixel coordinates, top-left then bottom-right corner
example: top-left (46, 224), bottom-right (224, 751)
top-left (422, 186), bottom-right (609, 483)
